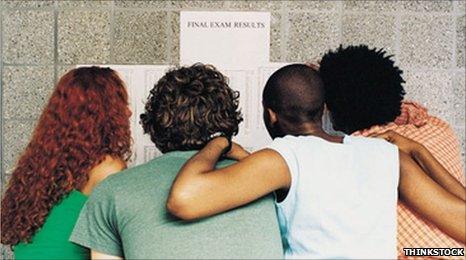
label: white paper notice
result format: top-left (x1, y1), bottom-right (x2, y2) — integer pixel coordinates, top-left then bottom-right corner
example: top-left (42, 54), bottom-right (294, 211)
top-left (180, 11), bottom-right (270, 69)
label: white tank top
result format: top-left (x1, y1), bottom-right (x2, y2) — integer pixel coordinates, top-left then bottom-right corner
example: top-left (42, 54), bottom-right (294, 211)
top-left (268, 135), bottom-right (399, 259)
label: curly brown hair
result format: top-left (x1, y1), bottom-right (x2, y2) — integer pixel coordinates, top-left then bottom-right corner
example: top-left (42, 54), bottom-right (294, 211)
top-left (140, 63), bottom-right (243, 153)
top-left (1, 67), bottom-right (132, 245)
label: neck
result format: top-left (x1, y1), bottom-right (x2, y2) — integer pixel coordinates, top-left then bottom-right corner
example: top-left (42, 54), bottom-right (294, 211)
top-left (283, 122), bottom-right (344, 143)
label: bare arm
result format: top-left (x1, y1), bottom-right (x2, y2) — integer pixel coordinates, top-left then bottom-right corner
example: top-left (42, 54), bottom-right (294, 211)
top-left (167, 137), bottom-right (291, 220)
top-left (398, 151), bottom-right (466, 243)
top-left (373, 130), bottom-right (465, 201)
top-left (411, 145), bottom-right (466, 200)
top-left (91, 250), bottom-right (122, 260)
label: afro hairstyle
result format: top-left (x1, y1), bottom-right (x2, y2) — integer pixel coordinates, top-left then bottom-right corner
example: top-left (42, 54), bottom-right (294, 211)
top-left (319, 45), bottom-right (406, 134)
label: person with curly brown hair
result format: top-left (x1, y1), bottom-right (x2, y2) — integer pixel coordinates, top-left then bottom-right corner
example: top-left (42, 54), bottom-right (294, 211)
top-left (69, 63), bottom-right (283, 259)
top-left (1, 67), bottom-right (132, 259)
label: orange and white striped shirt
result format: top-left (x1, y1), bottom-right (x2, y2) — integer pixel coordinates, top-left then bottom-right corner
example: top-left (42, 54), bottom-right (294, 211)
top-left (353, 101), bottom-right (465, 259)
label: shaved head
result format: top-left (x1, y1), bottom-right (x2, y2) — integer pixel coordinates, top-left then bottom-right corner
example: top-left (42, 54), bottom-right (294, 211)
top-left (263, 64), bottom-right (325, 124)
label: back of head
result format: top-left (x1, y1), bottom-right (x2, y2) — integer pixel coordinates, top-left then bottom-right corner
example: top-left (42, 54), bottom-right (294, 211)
top-left (263, 64), bottom-right (325, 125)
top-left (140, 63), bottom-right (243, 153)
top-left (319, 45), bottom-right (406, 134)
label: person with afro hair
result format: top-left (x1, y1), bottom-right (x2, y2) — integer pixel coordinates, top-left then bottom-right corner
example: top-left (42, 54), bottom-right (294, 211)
top-left (319, 45), bottom-right (466, 256)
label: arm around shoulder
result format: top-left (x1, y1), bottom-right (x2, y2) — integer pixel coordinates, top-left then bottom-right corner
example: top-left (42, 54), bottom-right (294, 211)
top-left (167, 143), bottom-right (291, 221)
top-left (398, 151), bottom-right (465, 243)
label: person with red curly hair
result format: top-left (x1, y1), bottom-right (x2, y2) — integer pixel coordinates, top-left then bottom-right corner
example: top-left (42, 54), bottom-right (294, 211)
top-left (1, 67), bottom-right (132, 259)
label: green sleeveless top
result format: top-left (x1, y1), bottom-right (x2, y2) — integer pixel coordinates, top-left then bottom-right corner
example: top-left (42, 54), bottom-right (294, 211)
top-left (14, 190), bottom-right (89, 259)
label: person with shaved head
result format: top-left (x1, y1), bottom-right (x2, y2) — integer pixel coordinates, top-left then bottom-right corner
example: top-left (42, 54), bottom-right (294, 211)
top-left (167, 64), bottom-right (465, 259)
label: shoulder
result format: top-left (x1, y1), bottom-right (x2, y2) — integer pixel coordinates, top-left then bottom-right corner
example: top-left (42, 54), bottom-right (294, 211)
top-left (267, 136), bottom-right (296, 156)
top-left (426, 116), bottom-right (459, 140)
top-left (346, 135), bottom-right (398, 154)
top-left (87, 156), bottom-right (128, 191)
top-left (81, 156), bottom-right (126, 195)
top-left (92, 153), bottom-right (181, 191)
top-left (403, 114), bottom-right (461, 150)
top-left (91, 155), bottom-right (126, 176)
top-left (346, 135), bottom-right (389, 145)
top-left (268, 135), bottom-right (303, 149)
top-left (427, 114), bottom-right (451, 128)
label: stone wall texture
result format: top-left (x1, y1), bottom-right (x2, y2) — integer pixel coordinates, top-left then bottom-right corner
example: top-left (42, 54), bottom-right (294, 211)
top-left (1, 0), bottom-right (465, 258)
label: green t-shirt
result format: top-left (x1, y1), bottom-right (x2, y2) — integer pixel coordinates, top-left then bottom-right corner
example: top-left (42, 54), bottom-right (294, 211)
top-left (14, 190), bottom-right (89, 259)
top-left (70, 151), bottom-right (283, 259)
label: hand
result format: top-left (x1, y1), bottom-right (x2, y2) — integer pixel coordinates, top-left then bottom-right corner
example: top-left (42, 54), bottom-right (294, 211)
top-left (224, 142), bottom-right (250, 161)
top-left (369, 130), bottom-right (424, 155)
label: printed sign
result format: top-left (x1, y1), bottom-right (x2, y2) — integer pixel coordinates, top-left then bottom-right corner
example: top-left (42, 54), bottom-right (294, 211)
top-left (180, 11), bottom-right (270, 69)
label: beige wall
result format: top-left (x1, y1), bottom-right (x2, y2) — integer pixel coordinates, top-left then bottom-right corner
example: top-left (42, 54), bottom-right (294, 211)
top-left (1, 0), bottom-right (465, 256)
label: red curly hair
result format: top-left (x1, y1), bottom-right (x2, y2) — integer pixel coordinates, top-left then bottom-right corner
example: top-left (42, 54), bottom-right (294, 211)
top-left (1, 67), bottom-right (132, 245)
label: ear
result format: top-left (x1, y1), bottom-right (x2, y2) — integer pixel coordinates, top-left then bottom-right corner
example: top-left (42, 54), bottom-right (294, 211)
top-left (267, 108), bottom-right (278, 124)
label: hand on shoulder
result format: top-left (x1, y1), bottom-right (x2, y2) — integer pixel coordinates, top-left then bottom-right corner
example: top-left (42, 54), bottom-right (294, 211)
top-left (369, 130), bottom-right (424, 156)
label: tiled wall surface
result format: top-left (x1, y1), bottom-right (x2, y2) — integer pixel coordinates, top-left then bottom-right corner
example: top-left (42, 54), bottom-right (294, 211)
top-left (1, 0), bottom-right (465, 257)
